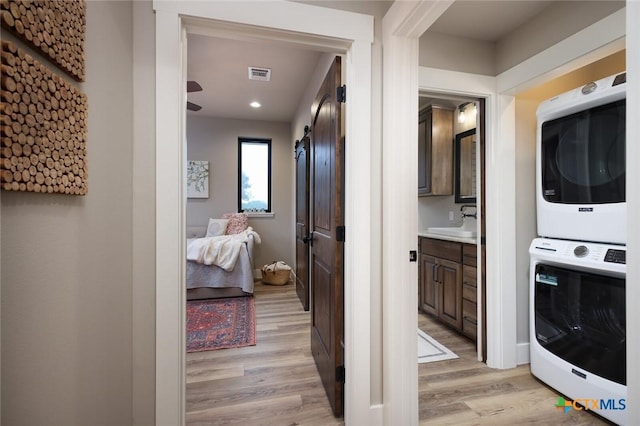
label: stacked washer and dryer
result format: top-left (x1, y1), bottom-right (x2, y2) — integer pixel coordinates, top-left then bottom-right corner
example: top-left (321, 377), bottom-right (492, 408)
top-left (529, 72), bottom-right (627, 425)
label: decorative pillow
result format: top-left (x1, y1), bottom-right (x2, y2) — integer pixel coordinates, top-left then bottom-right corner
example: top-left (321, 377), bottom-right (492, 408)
top-left (222, 212), bottom-right (249, 234)
top-left (205, 218), bottom-right (229, 237)
top-left (186, 226), bottom-right (207, 239)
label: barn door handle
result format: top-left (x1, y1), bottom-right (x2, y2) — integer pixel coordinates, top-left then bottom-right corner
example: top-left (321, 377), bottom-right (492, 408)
top-left (303, 233), bottom-right (314, 246)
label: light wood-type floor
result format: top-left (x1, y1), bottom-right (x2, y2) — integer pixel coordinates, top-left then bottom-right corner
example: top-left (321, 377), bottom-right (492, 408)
top-left (186, 282), bottom-right (343, 425)
top-left (186, 281), bottom-right (611, 425)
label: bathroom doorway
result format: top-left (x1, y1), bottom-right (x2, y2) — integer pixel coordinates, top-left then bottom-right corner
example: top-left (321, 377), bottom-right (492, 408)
top-left (417, 92), bottom-right (487, 363)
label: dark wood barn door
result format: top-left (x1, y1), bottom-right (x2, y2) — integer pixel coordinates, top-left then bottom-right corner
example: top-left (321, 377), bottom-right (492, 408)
top-left (310, 56), bottom-right (344, 417)
top-left (295, 132), bottom-right (310, 311)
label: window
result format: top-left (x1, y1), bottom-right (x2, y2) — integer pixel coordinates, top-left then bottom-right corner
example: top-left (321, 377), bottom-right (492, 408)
top-left (238, 138), bottom-right (271, 212)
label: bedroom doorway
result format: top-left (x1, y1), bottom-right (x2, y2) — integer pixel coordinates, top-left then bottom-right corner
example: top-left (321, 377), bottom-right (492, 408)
top-left (186, 17), bottom-right (356, 426)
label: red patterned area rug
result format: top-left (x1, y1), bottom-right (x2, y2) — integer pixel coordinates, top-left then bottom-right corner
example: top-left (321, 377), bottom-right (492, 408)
top-left (186, 297), bottom-right (256, 353)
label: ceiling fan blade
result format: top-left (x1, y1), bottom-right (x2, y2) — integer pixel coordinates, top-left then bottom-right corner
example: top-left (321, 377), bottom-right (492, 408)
top-left (187, 81), bottom-right (203, 93)
top-left (187, 101), bottom-right (202, 112)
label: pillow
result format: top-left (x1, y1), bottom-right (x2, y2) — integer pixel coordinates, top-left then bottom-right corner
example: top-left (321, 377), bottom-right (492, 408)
top-left (186, 226), bottom-right (207, 239)
top-left (205, 218), bottom-right (229, 237)
top-left (222, 212), bottom-right (249, 234)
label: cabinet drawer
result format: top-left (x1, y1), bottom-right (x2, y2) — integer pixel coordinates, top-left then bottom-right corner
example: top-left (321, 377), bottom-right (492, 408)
top-left (419, 238), bottom-right (461, 262)
top-left (462, 265), bottom-right (477, 288)
top-left (462, 283), bottom-right (477, 303)
top-left (462, 243), bottom-right (477, 267)
top-left (462, 298), bottom-right (477, 323)
top-left (463, 317), bottom-right (477, 340)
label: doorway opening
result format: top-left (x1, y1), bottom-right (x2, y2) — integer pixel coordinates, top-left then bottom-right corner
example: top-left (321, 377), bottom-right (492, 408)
top-left (416, 91), bottom-right (486, 364)
top-left (183, 31), bottom-right (347, 420)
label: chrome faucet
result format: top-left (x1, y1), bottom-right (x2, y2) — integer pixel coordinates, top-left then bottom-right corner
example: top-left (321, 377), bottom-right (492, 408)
top-left (460, 204), bottom-right (477, 219)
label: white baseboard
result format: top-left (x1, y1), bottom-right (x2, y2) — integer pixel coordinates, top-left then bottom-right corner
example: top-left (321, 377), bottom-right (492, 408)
top-left (517, 342), bottom-right (530, 365)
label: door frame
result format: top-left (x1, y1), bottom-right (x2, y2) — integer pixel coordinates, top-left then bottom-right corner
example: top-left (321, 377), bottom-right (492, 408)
top-left (418, 69), bottom-right (496, 364)
top-left (153, 2), bottom-right (373, 425)
top-left (382, 1), bottom-right (629, 424)
top-left (627, 2), bottom-right (640, 421)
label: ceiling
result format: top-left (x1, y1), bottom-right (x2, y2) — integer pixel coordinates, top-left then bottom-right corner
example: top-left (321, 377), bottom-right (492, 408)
top-left (186, 1), bottom-right (555, 122)
top-left (186, 34), bottom-right (322, 122)
top-left (428, 1), bottom-right (553, 42)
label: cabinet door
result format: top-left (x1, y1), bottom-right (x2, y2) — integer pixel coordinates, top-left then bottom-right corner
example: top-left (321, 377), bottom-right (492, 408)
top-left (419, 254), bottom-right (437, 315)
top-left (437, 258), bottom-right (462, 330)
top-left (430, 107), bottom-right (453, 195)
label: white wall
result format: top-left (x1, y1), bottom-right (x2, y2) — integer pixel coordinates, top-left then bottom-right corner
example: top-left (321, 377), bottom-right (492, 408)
top-left (1, 2), bottom-right (135, 424)
top-left (496, 1), bottom-right (624, 74)
top-left (419, 31), bottom-right (495, 76)
top-left (132, 1), bottom-right (157, 423)
top-left (513, 50), bottom-right (625, 344)
top-left (187, 116), bottom-right (293, 269)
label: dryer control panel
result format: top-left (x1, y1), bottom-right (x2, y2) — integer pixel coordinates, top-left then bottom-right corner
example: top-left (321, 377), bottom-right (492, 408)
top-left (529, 237), bottom-right (626, 275)
top-left (604, 249), bottom-right (626, 264)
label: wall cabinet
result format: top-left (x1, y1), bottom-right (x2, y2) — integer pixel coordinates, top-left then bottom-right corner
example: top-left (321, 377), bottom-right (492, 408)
top-left (419, 237), bottom-right (477, 340)
top-left (418, 105), bottom-right (454, 196)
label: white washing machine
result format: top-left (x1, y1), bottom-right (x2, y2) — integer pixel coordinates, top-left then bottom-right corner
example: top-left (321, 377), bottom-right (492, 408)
top-left (530, 237), bottom-right (626, 424)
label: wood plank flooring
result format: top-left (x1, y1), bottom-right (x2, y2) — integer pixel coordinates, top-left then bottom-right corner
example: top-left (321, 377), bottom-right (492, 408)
top-left (418, 312), bottom-right (612, 425)
top-left (186, 282), bottom-right (612, 425)
top-left (186, 282), bottom-right (343, 425)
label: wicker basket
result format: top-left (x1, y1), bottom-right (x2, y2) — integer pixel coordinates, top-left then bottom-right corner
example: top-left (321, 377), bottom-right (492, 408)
top-left (261, 261), bottom-right (291, 285)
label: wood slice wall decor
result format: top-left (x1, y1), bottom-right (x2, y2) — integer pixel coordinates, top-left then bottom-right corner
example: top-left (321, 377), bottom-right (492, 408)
top-left (1, 40), bottom-right (88, 195)
top-left (0, 0), bottom-right (86, 82)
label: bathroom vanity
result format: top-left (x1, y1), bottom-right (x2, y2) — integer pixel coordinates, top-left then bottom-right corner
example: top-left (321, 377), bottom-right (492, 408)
top-left (418, 234), bottom-right (478, 341)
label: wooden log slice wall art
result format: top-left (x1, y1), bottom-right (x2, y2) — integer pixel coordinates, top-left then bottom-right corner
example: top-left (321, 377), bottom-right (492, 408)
top-left (0, 0), bottom-right (86, 82)
top-left (1, 40), bottom-right (88, 195)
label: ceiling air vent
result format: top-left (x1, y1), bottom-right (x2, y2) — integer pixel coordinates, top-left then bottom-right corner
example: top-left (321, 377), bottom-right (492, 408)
top-left (248, 66), bottom-right (271, 81)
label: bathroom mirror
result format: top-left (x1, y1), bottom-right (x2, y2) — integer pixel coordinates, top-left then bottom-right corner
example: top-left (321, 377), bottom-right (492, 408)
top-left (455, 128), bottom-right (477, 204)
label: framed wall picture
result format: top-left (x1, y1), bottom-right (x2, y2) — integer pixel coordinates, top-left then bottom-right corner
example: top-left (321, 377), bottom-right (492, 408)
top-left (187, 160), bottom-right (209, 198)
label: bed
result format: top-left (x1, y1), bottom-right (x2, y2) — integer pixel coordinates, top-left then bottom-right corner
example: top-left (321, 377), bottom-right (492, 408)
top-left (185, 223), bottom-right (260, 300)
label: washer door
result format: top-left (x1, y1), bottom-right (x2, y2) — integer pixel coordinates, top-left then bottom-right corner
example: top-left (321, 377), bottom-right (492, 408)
top-left (534, 263), bottom-right (625, 385)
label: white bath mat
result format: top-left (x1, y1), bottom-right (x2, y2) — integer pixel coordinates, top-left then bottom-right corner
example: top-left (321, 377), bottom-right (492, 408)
top-left (418, 328), bottom-right (458, 364)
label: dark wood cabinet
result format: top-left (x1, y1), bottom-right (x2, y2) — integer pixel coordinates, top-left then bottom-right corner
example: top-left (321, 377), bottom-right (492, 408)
top-left (461, 243), bottom-right (478, 340)
top-left (419, 236), bottom-right (477, 340)
top-left (418, 105), bottom-right (454, 196)
top-left (418, 237), bottom-right (462, 329)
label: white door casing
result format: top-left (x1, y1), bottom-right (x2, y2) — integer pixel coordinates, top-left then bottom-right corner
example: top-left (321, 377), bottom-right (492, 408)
top-left (153, 1), bottom-right (373, 425)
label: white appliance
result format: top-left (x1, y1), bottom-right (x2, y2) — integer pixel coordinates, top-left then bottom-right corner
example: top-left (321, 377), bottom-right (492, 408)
top-left (536, 72), bottom-right (626, 245)
top-left (530, 237), bottom-right (626, 425)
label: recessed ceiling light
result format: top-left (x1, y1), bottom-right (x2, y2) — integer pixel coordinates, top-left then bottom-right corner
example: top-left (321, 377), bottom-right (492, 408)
top-left (250, 101), bottom-right (261, 108)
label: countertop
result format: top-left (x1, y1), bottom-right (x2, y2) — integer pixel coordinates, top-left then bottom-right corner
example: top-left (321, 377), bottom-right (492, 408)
top-left (418, 231), bottom-right (477, 245)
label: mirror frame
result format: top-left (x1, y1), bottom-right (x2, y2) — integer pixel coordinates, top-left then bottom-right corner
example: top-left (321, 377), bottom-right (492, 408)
top-left (454, 128), bottom-right (477, 204)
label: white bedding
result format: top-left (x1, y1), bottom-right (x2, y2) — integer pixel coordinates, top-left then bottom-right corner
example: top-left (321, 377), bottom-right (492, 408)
top-left (186, 227), bottom-right (260, 295)
top-left (186, 227), bottom-right (261, 271)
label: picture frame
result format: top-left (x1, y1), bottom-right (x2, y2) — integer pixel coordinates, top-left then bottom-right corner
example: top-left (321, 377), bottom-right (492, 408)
top-left (187, 160), bottom-right (209, 198)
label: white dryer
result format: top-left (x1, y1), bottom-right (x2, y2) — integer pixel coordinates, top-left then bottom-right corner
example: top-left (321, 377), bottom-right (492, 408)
top-left (536, 72), bottom-right (626, 245)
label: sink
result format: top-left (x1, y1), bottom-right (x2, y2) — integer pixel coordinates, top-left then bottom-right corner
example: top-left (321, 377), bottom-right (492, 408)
top-left (427, 226), bottom-right (477, 239)
top-left (427, 210), bottom-right (477, 239)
